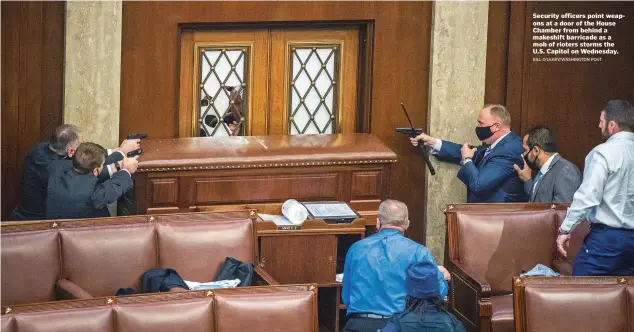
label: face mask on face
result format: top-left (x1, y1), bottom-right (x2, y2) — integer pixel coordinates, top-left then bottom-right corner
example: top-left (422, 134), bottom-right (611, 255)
top-left (523, 146), bottom-right (540, 170)
top-left (475, 123), bottom-right (497, 141)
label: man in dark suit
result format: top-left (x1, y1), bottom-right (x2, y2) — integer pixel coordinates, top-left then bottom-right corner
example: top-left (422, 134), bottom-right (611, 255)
top-left (8, 124), bottom-right (140, 221)
top-left (9, 124), bottom-right (82, 220)
top-left (411, 104), bottom-right (527, 203)
top-left (513, 126), bottom-right (582, 202)
top-left (45, 142), bottom-right (138, 220)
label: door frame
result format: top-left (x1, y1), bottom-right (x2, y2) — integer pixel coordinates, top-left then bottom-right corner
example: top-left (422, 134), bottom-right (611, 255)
top-left (176, 20), bottom-right (375, 137)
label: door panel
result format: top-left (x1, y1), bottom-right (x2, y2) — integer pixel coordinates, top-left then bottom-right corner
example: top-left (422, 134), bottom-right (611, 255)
top-left (179, 30), bottom-right (269, 137)
top-left (269, 28), bottom-right (358, 135)
top-left (179, 27), bottom-right (359, 137)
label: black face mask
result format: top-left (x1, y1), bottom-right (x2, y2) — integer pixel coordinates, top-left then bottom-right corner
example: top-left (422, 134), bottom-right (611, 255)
top-left (523, 146), bottom-right (540, 170)
top-left (475, 124), bottom-right (497, 141)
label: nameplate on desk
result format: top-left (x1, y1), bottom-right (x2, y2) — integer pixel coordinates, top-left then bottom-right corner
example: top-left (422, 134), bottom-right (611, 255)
top-left (258, 213), bottom-right (302, 230)
top-left (278, 225), bottom-right (301, 230)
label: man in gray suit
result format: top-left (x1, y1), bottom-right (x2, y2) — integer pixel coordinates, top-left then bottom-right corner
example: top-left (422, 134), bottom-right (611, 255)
top-left (513, 126), bottom-right (582, 202)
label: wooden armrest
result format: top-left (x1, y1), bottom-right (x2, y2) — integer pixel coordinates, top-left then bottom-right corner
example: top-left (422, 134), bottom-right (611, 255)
top-left (253, 266), bottom-right (279, 285)
top-left (56, 278), bottom-right (93, 300)
top-left (448, 259), bottom-right (493, 332)
top-left (449, 260), bottom-right (491, 298)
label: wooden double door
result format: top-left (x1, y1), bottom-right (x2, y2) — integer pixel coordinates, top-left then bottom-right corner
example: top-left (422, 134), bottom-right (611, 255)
top-left (179, 27), bottom-right (359, 137)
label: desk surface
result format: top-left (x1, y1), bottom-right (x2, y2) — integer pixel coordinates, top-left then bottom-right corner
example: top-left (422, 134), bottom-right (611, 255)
top-left (137, 133), bottom-right (397, 171)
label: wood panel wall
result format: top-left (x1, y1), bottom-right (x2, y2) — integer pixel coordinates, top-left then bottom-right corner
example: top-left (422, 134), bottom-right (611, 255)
top-left (1, 1), bottom-right (65, 219)
top-left (119, 1), bottom-right (433, 243)
top-left (486, 1), bottom-right (634, 169)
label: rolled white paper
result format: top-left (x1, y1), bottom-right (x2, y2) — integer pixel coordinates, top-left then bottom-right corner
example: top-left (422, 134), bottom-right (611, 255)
top-left (281, 199), bottom-right (308, 225)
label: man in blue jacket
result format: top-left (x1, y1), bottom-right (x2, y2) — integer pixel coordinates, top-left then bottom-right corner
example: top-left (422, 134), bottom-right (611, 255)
top-left (342, 200), bottom-right (449, 332)
top-left (411, 104), bottom-right (527, 203)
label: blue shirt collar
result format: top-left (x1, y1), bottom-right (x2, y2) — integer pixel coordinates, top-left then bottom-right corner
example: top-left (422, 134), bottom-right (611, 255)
top-left (377, 228), bottom-right (403, 236)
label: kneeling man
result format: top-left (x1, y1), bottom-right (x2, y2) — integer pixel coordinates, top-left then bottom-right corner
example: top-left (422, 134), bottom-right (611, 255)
top-left (342, 200), bottom-right (449, 332)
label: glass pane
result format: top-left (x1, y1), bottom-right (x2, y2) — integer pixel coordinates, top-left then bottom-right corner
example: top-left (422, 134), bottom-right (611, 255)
top-left (288, 45), bottom-right (339, 135)
top-left (198, 47), bottom-right (248, 137)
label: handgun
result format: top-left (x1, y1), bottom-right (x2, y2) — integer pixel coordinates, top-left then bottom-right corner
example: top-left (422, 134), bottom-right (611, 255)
top-left (396, 103), bottom-right (436, 176)
top-left (127, 133), bottom-right (147, 140)
top-left (396, 128), bottom-right (423, 136)
top-left (127, 148), bottom-right (143, 158)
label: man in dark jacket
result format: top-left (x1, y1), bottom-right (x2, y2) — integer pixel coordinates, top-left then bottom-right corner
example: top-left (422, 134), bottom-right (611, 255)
top-left (411, 105), bottom-right (527, 203)
top-left (382, 261), bottom-right (466, 332)
top-left (9, 124), bottom-right (140, 221)
top-left (9, 124), bottom-right (82, 220)
top-left (513, 126), bottom-right (582, 202)
top-left (45, 142), bottom-right (138, 220)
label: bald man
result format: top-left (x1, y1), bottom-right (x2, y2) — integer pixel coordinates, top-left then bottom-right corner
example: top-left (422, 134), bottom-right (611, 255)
top-left (342, 199), bottom-right (449, 332)
top-left (411, 104), bottom-right (527, 203)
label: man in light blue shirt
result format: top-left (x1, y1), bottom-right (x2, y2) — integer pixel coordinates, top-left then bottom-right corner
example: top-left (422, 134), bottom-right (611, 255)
top-left (557, 100), bottom-right (634, 276)
top-left (342, 200), bottom-right (449, 332)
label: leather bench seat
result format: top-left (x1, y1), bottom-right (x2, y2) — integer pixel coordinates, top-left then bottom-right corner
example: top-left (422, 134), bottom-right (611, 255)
top-left (1, 211), bottom-right (277, 306)
top-left (444, 203), bottom-right (589, 332)
top-left (0, 285), bottom-right (317, 332)
top-left (513, 277), bottom-right (634, 332)
top-left (490, 295), bottom-right (514, 332)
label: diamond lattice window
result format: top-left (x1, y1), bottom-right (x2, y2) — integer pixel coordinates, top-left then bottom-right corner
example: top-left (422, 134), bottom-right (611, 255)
top-left (198, 47), bottom-right (248, 137)
top-left (289, 45), bottom-right (339, 135)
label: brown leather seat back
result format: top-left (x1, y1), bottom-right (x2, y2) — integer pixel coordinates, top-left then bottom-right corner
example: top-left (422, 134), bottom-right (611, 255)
top-left (115, 298), bottom-right (213, 332)
top-left (1, 285), bottom-right (315, 332)
top-left (214, 288), bottom-right (317, 332)
top-left (1, 230), bottom-right (60, 305)
top-left (457, 210), bottom-right (557, 295)
top-left (523, 285), bottom-right (627, 332)
top-left (12, 306), bottom-right (113, 332)
top-left (157, 217), bottom-right (255, 282)
top-left (555, 211), bottom-right (589, 263)
top-left (60, 224), bottom-right (158, 297)
top-left (1, 315), bottom-right (14, 332)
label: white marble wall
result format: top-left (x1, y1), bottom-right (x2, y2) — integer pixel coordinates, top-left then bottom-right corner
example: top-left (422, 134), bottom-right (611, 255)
top-left (64, 1), bottom-right (122, 148)
top-left (426, 1), bottom-right (489, 261)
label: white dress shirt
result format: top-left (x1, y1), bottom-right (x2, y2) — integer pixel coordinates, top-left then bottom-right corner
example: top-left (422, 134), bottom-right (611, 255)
top-left (560, 131), bottom-right (634, 232)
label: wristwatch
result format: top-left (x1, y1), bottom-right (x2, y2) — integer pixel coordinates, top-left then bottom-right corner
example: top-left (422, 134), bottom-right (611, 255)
top-left (114, 161), bottom-right (122, 171)
top-left (460, 157), bottom-right (472, 166)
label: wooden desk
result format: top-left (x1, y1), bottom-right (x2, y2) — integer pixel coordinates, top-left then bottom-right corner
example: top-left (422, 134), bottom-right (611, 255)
top-left (260, 218), bottom-right (362, 332)
top-left (132, 134), bottom-right (397, 224)
top-left (198, 203), bottom-right (362, 332)
top-left (198, 203), bottom-right (365, 285)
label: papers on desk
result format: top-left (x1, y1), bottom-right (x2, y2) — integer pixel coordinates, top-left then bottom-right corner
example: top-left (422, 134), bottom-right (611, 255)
top-left (258, 214), bottom-right (294, 226)
top-left (303, 202), bottom-right (358, 220)
top-left (258, 213), bottom-right (302, 230)
top-left (184, 279), bottom-right (240, 290)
